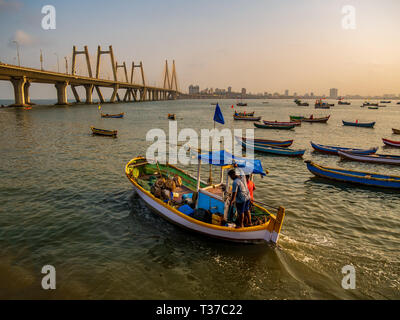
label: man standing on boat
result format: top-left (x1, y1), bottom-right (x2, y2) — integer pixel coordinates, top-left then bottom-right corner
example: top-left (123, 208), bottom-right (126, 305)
top-left (228, 169), bottom-right (251, 228)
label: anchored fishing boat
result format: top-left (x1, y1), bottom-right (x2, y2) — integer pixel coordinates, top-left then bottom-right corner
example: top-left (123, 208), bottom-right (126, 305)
top-left (294, 99), bottom-right (309, 106)
top-left (235, 136), bottom-right (293, 148)
top-left (315, 99), bottom-right (333, 109)
top-left (382, 138), bottom-right (400, 147)
top-left (289, 115), bottom-right (305, 121)
top-left (368, 106), bottom-right (379, 110)
top-left (338, 150), bottom-right (400, 165)
top-left (168, 113), bottom-right (176, 120)
top-left (101, 112), bottom-right (124, 118)
top-left (234, 111), bottom-right (255, 116)
top-left (233, 114), bottom-right (261, 121)
top-left (125, 151), bottom-right (285, 244)
top-left (362, 102), bottom-right (379, 107)
top-left (263, 120), bottom-right (301, 126)
top-left (338, 100), bottom-right (351, 105)
top-left (380, 101), bottom-right (391, 103)
top-left (342, 120), bottom-right (375, 128)
top-left (254, 122), bottom-right (295, 130)
top-left (310, 142), bottom-right (378, 155)
top-left (305, 161), bottom-right (400, 189)
top-left (90, 126), bottom-right (117, 137)
top-left (238, 139), bottom-right (305, 157)
top-left (302, 115), bottom-right (330, 123)
top-left (392, 128), bottom-right (400, 134)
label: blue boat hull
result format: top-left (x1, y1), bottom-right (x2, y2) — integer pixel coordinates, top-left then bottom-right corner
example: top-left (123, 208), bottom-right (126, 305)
top-left (310, 142), bottom-right (378, 155)
top-left (342, 120), bottom-right (375, 128)
top-left (305, 161), bottom-right (400, 189)
top-left (239, 140), bottom-right (305, 157)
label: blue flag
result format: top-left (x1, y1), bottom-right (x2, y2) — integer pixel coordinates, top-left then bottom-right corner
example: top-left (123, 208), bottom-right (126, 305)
top-left (213, 103), bottom-right (225, 125)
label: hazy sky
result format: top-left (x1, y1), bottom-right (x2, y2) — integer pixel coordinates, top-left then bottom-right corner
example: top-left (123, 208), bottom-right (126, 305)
top-left (0, 0), bottom-right (400, 99)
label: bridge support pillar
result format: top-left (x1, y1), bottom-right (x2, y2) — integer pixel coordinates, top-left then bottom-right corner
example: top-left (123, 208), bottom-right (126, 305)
top-left (110, 84), bottom-right (119, 103)
top-left (55, 81), bottom-right (69, 105)
top-left (71, 85), bottom-right (81, 103)
top-left (24, 81), bottom-right (33, 105)
top-left (10, 77), bottom-right (27, 107)
top-left (84, 84), bottom-right (94, 104)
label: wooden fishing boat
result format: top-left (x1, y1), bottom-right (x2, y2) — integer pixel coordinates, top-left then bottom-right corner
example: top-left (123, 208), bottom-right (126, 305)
top-left (236, 102), bottom-right (247, 106)
top-left (343, 119), bottom-right (376, 127)
top-left (305, 160), bottom-right (400, 189)
top-left (254, 122), bottom-right (295, 130)
top-left (263, 120), bottom-right (301, 126)
top-left (363, 102), bottom-right (378, 107)
top-left (235, 136), bottom-right (293, 147)
top-left (234, 111), bottom-right (254, 116)
top-left (310, 142), bottom-right (378, 155)
top-left (338, 150), bottom-right (400, 165)
top-left (382, 138), bottom-right (400, 147)
top-left (397, 102), bottom-right (400, 105)
top-left (125, 152), bottom-right (285, 244)
top-left (289, 115), bottom-right (305, 121)
top-left (101, 112), bottom-right (124, 118)
top-left (392, 128), bottom-right (400, 134)
top-left (233, 115), bottom-right (261, 121)
top-left (368, 106), bottom-right (379, 110)
top-left (168, 113), bottom-right (176, 120)
top-left (315, 100), bottom-right (333, 109)
top-left (302, 115), bottom-right (330, 123)
top-left (238, 139), bottom-right (305, 157)
top-left (342, 120), bottom-right (375, 128)
top-left (380, 101), bottom-right (391, 103)
top-left (90, 126), bottom-right (117, 137)
top-left (338, 101), bottom-right (351, 105)
top-left (294, 99), bottom-right (309, 106)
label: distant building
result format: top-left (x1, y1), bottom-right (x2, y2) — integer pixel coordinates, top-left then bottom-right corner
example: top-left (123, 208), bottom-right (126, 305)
top-left (241, 88), bottom-right (246, 95)
top-left (310, 92), bottom-right (314, 97)
top-left (329, 88), bottom-right (338, 99)
top-left (284, 89), bottom-right (289, 96)
top-left (189, 85), bottom-right (199, 95)
top-left (227, 86), bottom-right (232, 93)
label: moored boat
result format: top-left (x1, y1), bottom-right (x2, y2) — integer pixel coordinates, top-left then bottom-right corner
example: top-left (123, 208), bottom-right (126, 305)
top-left (125, 152), bottom-right (285, 244)
top-left (238, 139), bottom-right (305, 157)
top-left (305, 160), bottom-right (400, 189)
top-left (263, 120), bottom-right (301, 126)
top-left (368, 106), bottom-right (379, 110)
top-left (392, 128), bottom-right (400, 134)
top-left (315, 99), bottom-right (333, 109)
top-left (382, 138), bottom-right (400, 147)
top-left (233, 115), bottom-right (261, 121)
top-left (362, 102), bottom-right (378, 107)
top-left (168, 113), bottom-right (176, 120)
top-left (234, 111), bottom-right (254, 116)
top-left (294, 99), bottom-right (309, 106)
top-left (338, 150), bottom-right (400, 165)
top-left (101, 112), bottom-right (124, 118)
top-left (342, 120), bottom-right (375, 128)
top-left (91, 126), bottom-right (117, 137)
top-left (254, 122), bottom-right (295, 130)
top-left (380, 101), bottom-right (391, 103)
top-left (338, 100), bottom-right (351, 105)
top-left (235, 136), bottom-right (293, 147)
top-left (310, 142), bottom-right (378, 155)
top-left (289, 115), bottom-right (305, 121)
top-left (302, 115), bottom-right (330, 123)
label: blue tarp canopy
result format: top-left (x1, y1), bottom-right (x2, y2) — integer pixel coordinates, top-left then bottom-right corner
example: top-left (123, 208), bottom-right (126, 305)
top-left (195, 150), bottom-right (267, 176)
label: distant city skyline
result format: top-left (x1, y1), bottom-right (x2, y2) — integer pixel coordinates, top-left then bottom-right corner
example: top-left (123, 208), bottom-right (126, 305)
top-left (1, 0), bottom-right (400, 99)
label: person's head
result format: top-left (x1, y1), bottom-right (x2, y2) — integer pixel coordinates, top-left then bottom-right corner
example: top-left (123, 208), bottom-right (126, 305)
top-left (245, 175), bottom-right (250, 182)
top-left (228, 169), bottom-right (237, 180)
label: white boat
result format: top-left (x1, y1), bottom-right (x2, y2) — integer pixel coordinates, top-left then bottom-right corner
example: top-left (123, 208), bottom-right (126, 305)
top-left (125, 151), bottom-right (285, 244)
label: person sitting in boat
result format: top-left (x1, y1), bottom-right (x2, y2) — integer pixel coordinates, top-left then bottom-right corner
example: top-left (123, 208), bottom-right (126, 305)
top-left (310, 114), bottom-right (314, 119)
top-left (228, 169), bottom-right (251, 228)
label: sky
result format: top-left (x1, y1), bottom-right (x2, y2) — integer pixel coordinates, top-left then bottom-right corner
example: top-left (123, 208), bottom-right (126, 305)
top-left (0, 0), bottom-right (400, 99)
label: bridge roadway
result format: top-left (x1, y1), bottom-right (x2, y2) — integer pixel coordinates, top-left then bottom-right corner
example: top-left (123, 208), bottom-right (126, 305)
top-left (0, 63), bottom-right (179, 107)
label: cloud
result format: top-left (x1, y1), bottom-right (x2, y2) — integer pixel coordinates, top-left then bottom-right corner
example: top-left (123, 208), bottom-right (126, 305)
top-left (0, 0), bottom-right (22, 11)
top-left (9, 30), bottom-right (38, 47)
